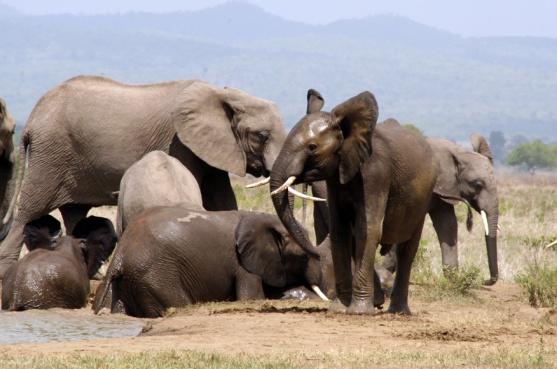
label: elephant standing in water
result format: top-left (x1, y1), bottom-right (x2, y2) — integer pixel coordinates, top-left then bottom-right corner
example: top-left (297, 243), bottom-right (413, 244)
top-left (116, 150), bottom-right (204, 236)
top-left (93, 208), bottom-right (334, 318)
top-left (2, 215), bottom-right (116, 310)
top-left (0, 99), bottom-right (16, 240)
top-left (268, 89), bottom-right (437, 315)
top-left (0, 76), bottom-right (286, 277)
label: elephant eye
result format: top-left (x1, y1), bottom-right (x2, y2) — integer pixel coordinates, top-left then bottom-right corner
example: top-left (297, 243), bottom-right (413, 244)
top-left (308, 143), bottom-right (318, 152)
top-left (257, 131), bottom-right (270, 143)
top-left (473, 180), bottom-right (484, 190)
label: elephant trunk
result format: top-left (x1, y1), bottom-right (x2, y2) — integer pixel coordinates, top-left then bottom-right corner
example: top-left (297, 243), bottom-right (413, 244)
top-left (484, 209), bottom-right (499, 285)
top-left (270, 151), bottom-right (320, 259)
top-left (0, 156), bottom-right (16, 240)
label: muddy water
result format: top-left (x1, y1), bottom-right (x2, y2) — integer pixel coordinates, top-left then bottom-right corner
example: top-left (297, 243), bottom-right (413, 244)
top-left (0, 309), bottom-right (144, 345)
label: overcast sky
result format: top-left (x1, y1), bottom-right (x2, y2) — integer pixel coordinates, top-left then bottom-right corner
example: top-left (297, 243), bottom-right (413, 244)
top-left (2, 0), bottom-right (557, 38)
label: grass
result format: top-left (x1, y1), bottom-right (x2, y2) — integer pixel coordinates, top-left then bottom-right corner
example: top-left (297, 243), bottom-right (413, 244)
top-left (516, 259), bottom-right (557, 308)
top-left (2, 347), bottom-right (557, 369)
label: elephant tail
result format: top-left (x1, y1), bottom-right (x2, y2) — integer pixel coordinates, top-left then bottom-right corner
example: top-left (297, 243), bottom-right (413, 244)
top-left (92, 253), bottom-right (123, 314)
top-left (2, 131), bottom-right (29, 226)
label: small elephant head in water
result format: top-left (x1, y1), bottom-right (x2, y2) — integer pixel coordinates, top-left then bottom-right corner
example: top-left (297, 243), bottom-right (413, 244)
top-left (1, 215), bottom-right (117, 310)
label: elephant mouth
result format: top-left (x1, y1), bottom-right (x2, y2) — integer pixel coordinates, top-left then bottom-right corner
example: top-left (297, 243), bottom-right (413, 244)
top-left (246, 154), bottom-right (269, 177)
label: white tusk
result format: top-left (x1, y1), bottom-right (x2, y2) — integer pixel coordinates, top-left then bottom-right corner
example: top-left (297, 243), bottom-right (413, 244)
top-left (545, 239), bottom-right (557, 249)
top-left (270, 176), bottom-right (296, 196)
top-left (311, 285), bottom-right (330, 301)
top-left (245, 177), bottom-right (270, 188)
top-left (287, 186), bottom-right (326, 202)
top-left (481, 210), bottom-right (489, 236)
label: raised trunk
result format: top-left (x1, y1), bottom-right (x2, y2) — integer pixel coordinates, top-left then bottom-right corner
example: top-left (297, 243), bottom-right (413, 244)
top-left (270, 152), bottom-right (320, 258)
top-left (484, 210), bottom-right (498, 285)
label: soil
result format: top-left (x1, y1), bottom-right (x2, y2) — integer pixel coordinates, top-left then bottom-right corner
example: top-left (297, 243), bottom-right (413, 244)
top-left (0, 282), bottom-right (555, 358)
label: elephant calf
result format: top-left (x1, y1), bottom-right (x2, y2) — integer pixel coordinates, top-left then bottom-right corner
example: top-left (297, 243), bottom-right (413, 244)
top-left (116, 150), bottom-right (204, 236)
top-left (1, 215), bottom-right (117, 311)
top-left (93, 207), bottom-right (334, 318)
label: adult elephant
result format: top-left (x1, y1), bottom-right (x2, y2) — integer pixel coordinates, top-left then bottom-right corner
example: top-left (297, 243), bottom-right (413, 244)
top-left (2, 215), bottom-right (116, 310)
top-left (93, 207), bottom-right (333, 318)
top-left (116, 150), bottom-right (204, 236)
top-left (0, 76), bottom-right (286, 277)
top-left (0, 99), bottom-right (16, 240)
top-left (426, 134), bottom-right (499, 284)
top-left (269, 89), bottom-right (437, 315)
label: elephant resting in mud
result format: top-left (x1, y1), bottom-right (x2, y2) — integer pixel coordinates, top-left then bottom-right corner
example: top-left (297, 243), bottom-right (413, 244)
top-left (0, 99), bottom-right (16, 240)
top-left (93, 207), bottom-right (334, 318)
top-left (116, 150), bottom-right (204, 236)
top-left (1, 215), bottom-right (116, 311)
top-left (0, 75), bottom-right (286, 278)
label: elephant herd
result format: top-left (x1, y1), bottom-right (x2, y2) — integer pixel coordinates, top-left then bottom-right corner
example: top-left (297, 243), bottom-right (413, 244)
top-left (0, 76), bottom-right (499, 318)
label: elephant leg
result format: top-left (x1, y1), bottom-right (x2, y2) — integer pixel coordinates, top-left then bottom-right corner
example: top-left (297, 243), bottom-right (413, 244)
top-left (201, 170), bottom-right (238, 211)
top-left (59, 204), bottom-right (91, 234)
top-left (235, 267), bottom-right (265, 300)
top-left (429, 202), bottom-right (458, 269)
top-left (388, 218), bottom-right (425, 315)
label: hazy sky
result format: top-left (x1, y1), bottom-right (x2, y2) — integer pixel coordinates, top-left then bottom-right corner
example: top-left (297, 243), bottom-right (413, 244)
top-left (2, 0), bottom-right (557, 38)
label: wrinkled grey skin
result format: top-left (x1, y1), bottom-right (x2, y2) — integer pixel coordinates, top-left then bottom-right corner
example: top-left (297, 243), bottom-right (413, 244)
top-left (116, 150), bottom-right (204, 236)
top-left (1, 215), bottom-right (116, 310)
top-left (0, 99), bottom-right (16, 241)
top-left (270, 90), bottom-right (437, 315)
top-left (93, 207), bottom-right (334, 318)
top-left (0, 76), bottom-right (286, 278)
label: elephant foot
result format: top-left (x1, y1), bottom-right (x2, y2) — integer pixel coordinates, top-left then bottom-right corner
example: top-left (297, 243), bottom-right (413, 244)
top-left (483, 277), bottom-right (498, 286)
top-left (347, 298), bottom-right (376, 315)
top-left (328, 298), bottom-right (349, 314)
top-left (387, 303), bottom-right (412, 315)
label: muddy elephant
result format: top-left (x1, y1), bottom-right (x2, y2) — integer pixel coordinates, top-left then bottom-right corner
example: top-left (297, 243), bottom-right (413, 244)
top-left (1, 215), bottom-right (116, 310)
top-left (93, 207), bottom-right (334, 318)
top-left (116, 150), bottom-right (204, 236)
top-left (269, 89), bottom-right (437, 315)
top-left (0, 99), bottom-right (16, 240)
top-left (0, 76), bottom-right (286, 277)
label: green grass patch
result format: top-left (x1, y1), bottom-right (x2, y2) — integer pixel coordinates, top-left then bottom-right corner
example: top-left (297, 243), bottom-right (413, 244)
top-left (413, 264), bottom-right (482, 301)
top-left (516, 260), bottom-right (557, 308)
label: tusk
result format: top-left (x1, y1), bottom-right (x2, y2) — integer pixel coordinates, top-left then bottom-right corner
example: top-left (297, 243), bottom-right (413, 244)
top-left (311, 285), bottom-right (330, 301)
top-left (287, 186), bottom-right (326, 202)
top-left (545, 239), bottom-right (557, 249)
top-left (246, 177), bottom-right (270, 188)
top-left (270, 176), bottom-right (296, 195)
top-left (481, 210), bottom-right (489, 236)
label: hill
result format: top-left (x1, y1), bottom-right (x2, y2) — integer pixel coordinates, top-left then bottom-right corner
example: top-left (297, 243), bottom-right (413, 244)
top-left (1, 1), bottom-right (556, 140)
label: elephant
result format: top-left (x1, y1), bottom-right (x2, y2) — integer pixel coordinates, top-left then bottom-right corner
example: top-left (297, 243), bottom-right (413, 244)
top-left (1, 215), bottom-right (116, 310)
top-left (116, 150), bottom-right (204, 236)
top-left (269, 89), bottom-right (438, 315)
top-left (0, 99), bottom-right (16, 240)
top-left (305, 129), bottom-right (500, 285)
top-left (424, 134), bottom-right (499, 284)
top-left (0, 75), bottom-right (286, 277)
top-left (93, 207), bottom-right (334, 318)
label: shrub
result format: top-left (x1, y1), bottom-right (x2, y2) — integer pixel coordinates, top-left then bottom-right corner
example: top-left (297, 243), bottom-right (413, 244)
top-left (516, 261), bottom-right (557, 308)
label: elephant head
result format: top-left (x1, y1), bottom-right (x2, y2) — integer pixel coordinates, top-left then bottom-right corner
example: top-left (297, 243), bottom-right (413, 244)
top-left (429, 135), bottom-right (499, 284)
top-left (0, 99), bottom-right (15, 163)
top-left (175, 82), bottom-right (286, 178)
top-left (235, 212), bottom-right (334, 299)
top-left (270, 89), bottom-right (378, 257)
top-left (23, 215), bottom-right (117, 278)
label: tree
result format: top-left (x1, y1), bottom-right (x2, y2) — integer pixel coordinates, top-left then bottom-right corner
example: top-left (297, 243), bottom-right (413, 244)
top-left (507, 140), bottom-right (557, 170)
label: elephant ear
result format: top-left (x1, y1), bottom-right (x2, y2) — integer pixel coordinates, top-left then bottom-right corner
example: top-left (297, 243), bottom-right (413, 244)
top-left (470, 133), bottom-right (493, 163)
top-left (72, 216), bottom-right (117, 278)
top-left (23, 215), bottom-right (62, 251)
top-left (306, 89), bottom-right (324, 114)
top-left (430, 139), bottom-right (465, 205)
top-left (331, 91), bottom-right (379, 184)
top-left (235, 213), bottom-right (287, 287)
top-left (174, 81), bottom-right (246, 176)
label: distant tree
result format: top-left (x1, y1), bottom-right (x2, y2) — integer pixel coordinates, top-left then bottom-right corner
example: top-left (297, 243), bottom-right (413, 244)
top-left (488, 131), bottom-right (506, 163)
top-left (403, 123), bottom-right (424, 137)
top-left (507, 140), bottom-right (557, 171)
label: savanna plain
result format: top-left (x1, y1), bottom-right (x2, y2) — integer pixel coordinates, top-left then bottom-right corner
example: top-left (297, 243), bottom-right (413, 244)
top-left (2, 172), bottom-right (557, 369)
